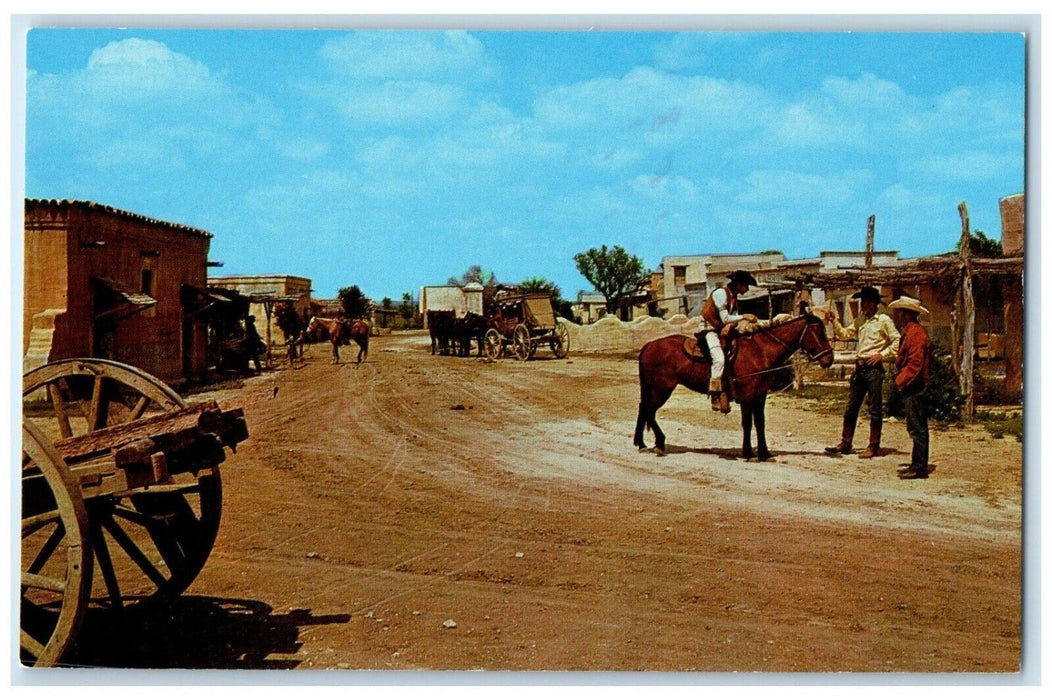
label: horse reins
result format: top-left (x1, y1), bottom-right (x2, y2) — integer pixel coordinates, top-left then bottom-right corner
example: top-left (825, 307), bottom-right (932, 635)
top-left (731, 317), bottom-right (832, 382)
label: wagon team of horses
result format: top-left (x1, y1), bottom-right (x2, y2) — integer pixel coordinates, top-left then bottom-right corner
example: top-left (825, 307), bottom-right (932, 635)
top-left (427, 293), bottom-right (570, 361)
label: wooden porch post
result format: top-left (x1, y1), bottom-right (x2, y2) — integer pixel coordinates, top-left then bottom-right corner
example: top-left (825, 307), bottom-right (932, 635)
top-left (263, 300), bottom-right (274, 369)
top-left (865, 215), bottom-right (875, 269)
top-left (958, 203), bottom-right (975, 421)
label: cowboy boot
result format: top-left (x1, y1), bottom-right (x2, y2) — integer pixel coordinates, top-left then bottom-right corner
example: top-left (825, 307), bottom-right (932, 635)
top-left (719, 392), bottom-right (731, 414)
top-left (858, 423), bottom-right (882, 459)
top-left (709, 377), bottom-right (722, 412)
top-left (825, 425), bottom-right (854, 454)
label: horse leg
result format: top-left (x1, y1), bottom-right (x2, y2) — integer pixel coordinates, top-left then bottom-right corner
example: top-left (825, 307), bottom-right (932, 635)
top-left (740, 401), bottom-right (754, 460)
top-left (754, 395), bottom-right (771, 461)
top-left (332, 340), bottom-right (339, 364)
top-left (634, 381), bottom-right (672, 455)
top-left (645, 386), bottom-right (673, 455)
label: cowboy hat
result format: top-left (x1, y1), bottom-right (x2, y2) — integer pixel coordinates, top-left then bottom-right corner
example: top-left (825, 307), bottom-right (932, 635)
top-left (851, 286), bottom-right (883, 304)
top-left (727, 269), bottom-right (758, 286)
top-left (888, 295), bottom-right (929, 315)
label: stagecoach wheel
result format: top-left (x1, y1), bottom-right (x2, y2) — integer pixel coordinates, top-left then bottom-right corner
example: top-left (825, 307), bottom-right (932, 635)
top-left (550, 322), bottom-right (570, 359)
top-left (21, 420), bottom-right (92, 667)
top-left (23, 359), bottom-right (223, 608)
top-left (513, 324), bottom-right (532, 361)
top-left (483, 329), bottom-right (504, 360)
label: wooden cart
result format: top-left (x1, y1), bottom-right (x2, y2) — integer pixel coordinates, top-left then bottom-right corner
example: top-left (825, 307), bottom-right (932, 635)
top-left (20, 358), bottom-right (249, 667)
top-left (482, 293), bottom-right (570, 361)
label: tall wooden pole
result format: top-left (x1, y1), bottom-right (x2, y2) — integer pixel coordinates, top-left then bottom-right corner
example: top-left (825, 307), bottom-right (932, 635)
top-left (865, 215), bottom-right (875, 269)
top-left (958, 203), bottom-right (975, 420)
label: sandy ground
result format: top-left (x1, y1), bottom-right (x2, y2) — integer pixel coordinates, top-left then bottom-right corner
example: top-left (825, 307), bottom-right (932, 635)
top-left (63, 330), bottom-right (1023, 673)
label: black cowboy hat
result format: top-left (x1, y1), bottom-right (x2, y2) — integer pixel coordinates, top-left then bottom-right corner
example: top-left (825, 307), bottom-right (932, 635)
top-left (850, 286), bottom-right (883, 304)
top-left (727, 269), bottom-right (759, 286)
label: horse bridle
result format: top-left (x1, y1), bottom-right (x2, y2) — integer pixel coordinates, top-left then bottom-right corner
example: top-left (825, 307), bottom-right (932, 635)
top-left (797, 318), bottom-right (833, 363)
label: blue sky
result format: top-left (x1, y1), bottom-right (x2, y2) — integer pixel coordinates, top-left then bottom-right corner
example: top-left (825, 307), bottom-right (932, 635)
top-left (23, 27), bottom-right (1026, 301)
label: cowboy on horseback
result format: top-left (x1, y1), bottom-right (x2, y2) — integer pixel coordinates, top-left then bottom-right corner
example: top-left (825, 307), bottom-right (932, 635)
top-left (697, 269), bottom-right (760, 414)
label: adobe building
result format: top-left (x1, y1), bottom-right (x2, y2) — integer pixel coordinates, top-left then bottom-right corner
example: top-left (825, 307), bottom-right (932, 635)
top-left (208, 274), bottom-right (313, 347)
top-left (419, 283), bottom-right (484, 324)
top-left (23, 199), bottom-right (220, 383)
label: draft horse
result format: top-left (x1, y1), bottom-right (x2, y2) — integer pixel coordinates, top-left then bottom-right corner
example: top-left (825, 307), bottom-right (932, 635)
top-left (305, 316), bottom-right (371, 364)
top-left (634, 312), bottom-right (834, 460)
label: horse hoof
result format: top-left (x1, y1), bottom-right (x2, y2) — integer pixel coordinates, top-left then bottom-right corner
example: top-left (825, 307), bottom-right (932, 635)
top-left (758, 453), bottom-right (772, 462)
top-left (654, 448), bottom-right (665, 457)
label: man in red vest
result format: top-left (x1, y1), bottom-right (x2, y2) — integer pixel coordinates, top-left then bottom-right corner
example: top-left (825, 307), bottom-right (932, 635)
top-left (698, 269), bottom-right (759, 413)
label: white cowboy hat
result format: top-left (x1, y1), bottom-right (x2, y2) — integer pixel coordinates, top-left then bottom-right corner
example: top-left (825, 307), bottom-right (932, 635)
top-left (888, 295), bottom-right (929, 315)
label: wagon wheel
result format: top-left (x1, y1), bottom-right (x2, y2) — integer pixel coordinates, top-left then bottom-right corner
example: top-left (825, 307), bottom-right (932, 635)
top-left (21, 420), bottom-right (92, 667)
top-left (550, 322), bottom-right (570, 359)
top-left (512, 324), bottom-right (532, 361)
top-left (483, 329), bottom-right (504, 360)
top-left (23, 359), bottom-right (223, 609)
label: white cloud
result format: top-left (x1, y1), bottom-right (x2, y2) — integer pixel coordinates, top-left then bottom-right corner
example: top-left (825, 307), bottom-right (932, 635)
top-left (591, 148), bottom-right (639, 169)
top-left (84, 38), bottom-right (213, 97)
top-left (334, 81), bottom-right (465, 126)
top-left (534, 67), bottom-right (768, 136)
top-left (628, 173), bottom-right (699, 200)
top-left (913, 150), bottom-right (1023, 182)
top-left (320, 31), bottom-right (492, 82)
top-left (736, 169), bottom-right (868, 207)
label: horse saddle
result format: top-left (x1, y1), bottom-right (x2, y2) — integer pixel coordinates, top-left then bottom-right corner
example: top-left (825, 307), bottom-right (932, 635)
top-left (683, 332), bottom-right (738, 365)
top-left (682, 336), bottom-right (711, 363)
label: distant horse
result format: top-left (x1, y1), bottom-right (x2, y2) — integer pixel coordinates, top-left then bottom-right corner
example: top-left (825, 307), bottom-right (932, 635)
top-left (427, 310), bottom-right (456, 355)
top-left (634, 313), bottom-right (834, 460)
top-left (305, 316), bottom-right (370, 364)
top-left (454, 312), bottom-right (489, 357)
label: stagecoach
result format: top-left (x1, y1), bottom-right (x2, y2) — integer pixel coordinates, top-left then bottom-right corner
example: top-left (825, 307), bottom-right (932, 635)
top-left (483, 293), bottom-right (570, 361)
top-left (20, 358), bottom-right (249, 667)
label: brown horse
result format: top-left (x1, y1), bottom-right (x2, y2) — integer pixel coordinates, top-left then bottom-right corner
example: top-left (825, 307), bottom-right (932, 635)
top-left (305, 316), bottom-right (370, 364)
top-left (634, 313), bottom-right (834, 460)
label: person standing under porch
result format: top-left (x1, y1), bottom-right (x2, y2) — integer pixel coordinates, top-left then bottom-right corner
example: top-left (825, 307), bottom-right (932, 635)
top-left (822, 286), bottom-right (900, 458)
top-left (698, 270), bottom-right (759, 414)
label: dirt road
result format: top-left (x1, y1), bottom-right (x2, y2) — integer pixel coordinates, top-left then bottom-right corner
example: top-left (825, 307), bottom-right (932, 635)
top-left (65, 331), bottom-right (1023, 672)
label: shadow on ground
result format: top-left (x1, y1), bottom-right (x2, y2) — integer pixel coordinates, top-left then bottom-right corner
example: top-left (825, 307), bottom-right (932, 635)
top-left (59, 596), bottom-right (350, 670)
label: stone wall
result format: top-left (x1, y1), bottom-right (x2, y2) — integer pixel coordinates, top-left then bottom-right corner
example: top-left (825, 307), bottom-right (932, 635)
top-left (561, 313), bottom-right (703, 354)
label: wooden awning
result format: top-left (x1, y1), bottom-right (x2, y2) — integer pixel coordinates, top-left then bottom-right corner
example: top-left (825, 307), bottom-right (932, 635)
top-left (92, 277), bottom-right (156, 322)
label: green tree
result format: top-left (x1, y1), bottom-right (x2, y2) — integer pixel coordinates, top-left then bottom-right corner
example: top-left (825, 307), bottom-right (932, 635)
top-left (338, 285), bottom-right (370, 319)
top-left (573, 245), bottom-right (650, 317)
top-left (400, 292), bottom-right (414, 321)
top-left (956, 230), bottom-right (1003, 258)
top-left (520, 276), bottom-right (574, 319)
top-left (448, 265), bottom-right (497, 287)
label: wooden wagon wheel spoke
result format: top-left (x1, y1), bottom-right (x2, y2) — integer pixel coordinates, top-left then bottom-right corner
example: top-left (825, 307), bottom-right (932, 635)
top-left (21, 629), bottom-right (48, 658)
top-left (22, 571), bottom-right (71, 593)
top-left (27, 523), bottom-right (66, 574)
top-left (23, 508), bottom-right (64, 537)
top-left (86, 373), bottom-right (107, 432)
top-left (20, 422), bottom-right (91, 667)
top-left (98, 513), bottom-right (173, 592)
top-left (49, 383), bottom-right (74, 439)
top-left (90, 520), bottom-right (125, 608)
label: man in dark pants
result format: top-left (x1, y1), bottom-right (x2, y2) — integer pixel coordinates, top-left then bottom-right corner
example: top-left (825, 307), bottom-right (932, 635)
top-left (888, 296), bottom-right (933, 479)
top-left (822, 286), bottom-right (900, 458)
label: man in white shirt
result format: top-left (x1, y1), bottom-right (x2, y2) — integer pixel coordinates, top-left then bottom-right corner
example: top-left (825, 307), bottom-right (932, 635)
top-left (699, 270), bottom-right (759, 413)
top-left (822, 286), bottom-right (901, 458)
